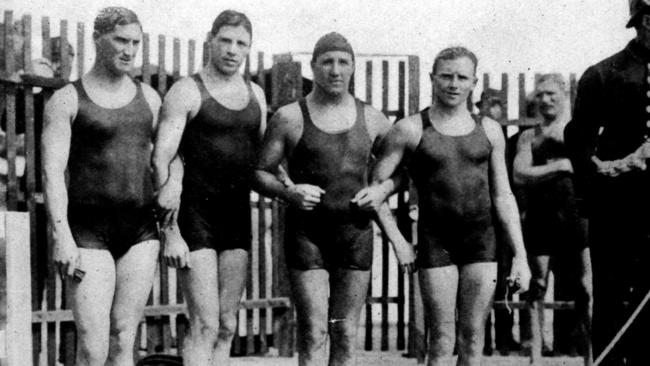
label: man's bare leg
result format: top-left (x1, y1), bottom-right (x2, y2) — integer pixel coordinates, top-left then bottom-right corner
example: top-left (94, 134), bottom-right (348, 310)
top-left (456, 262), bottom-right (497, 366)
top-left (180, 249), bottom-right (220, 366)
top-left (419, 266), bottom-right (459, 366)
top-left (290, 269), bottom-right (330, 366)
top-left (214, 249), bottom-right (249, 365)
top-left (106, 240), bottom-right (160, 366)
top-left (577, 247), bottom-right (593, 366)
top-left (328, 269), bottom-right (371, 366)
top-left (68, 248), bottom-right (116, 366)
top-left (526, 255), bottom-right (550, 366)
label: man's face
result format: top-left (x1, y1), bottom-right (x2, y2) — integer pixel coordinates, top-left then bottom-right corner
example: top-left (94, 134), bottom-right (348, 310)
top-left (311, 51), bottom-right (354, 96)
top-left (535, 80), bottom-right (565, 120)
top-left (431, 57), bottom-right (477, 108)
top-left (209, 25), bottom-right (251, 76)
top-left (487, 103), bottom-right (503, 121)
top-left (95, 23), bottom-right (142, 75)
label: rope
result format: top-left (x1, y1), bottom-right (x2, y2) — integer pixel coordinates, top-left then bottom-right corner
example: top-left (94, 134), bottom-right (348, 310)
top-left (593, 288), bottom-right (650, 366)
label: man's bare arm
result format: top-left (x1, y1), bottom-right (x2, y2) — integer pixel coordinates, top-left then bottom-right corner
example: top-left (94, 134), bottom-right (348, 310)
top-left (512, 129), bottom-right (573, 186)
top-left (42, 84), bottom-right (79, 278)
top-left (484, 118), bottom-right (531, 293)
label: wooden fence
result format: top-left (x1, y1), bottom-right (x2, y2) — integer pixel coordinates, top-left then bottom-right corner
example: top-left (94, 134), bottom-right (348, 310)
top-left (0, 8), bottom-right (586, 366)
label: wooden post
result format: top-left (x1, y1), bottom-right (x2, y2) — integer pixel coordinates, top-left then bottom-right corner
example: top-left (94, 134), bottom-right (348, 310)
top-left (406, 55), bottom-right (426, 364)
top-left (0, 212), bottom-right (33, 366)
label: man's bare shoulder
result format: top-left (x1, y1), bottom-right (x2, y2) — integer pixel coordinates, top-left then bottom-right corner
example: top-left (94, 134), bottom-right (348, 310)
top-left (363, 103), bottom-right (391, 138)
top-left (481, 116), bottom-right (506, 148)
top-left (46, 83), bottom-right (78, 117)
top-left (140, 81), bottom-right (162, 110)
top-left (272, 102), bottom-right (303, 126)
top-left (394, 113), bottom-right (424, 140)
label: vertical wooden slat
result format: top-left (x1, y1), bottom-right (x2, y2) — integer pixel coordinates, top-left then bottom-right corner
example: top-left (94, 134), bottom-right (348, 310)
top-left (0, 216), bottom-right (6, 366)
top-left (41, 17), bottom-right (51, 61)
top-left (570, 73), bottom-right (577, 110)
top-left (244, 55), bottom-right (251, 82)
top-left (142, 33), bottom-right (151, 85)
top-left (396, 61), bottom-right (406, 351)
top-left (258, 197), bottom-right (268, 354)
top-left (172, 38), bottom-right (180, 82)
top-left (246, 203), bottom-right (256, 354)
top-left (364, 59), bottom-right (373, 351)
top-left (157, 35), bottom-right (167, 94)
top-left (483, 72), bottom-right (490, 92)
top-left (406, 55), bottom-right (426, 363)
top-left (271, 201), bottom-right (293, 356)
top-left (257, 52), bottom-right (265, 95)
top-left (518, 73), bottom-right (526, 119)
top-left (501, 73), bottom-right (509, 123)
top-left (4, 12), bottom-right (15, 75)
top-left (188, 40), bottom-right (195, 76)
top-left (4, 88), bottom-right (17, 211)
top-left (76, 22), bottom-right (84, 77)
top-left (59, 20), bottom-right (69, 83)
top-left (380, 60), bottom-right (390, 352)
top-left (202, 33), bottom-right (209, 68)
top-left (2, 213), bottom-right (33, 366)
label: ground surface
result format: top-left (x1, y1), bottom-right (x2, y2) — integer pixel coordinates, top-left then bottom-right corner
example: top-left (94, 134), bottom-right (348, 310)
top-left (231, 351), bottom-right (583, 365)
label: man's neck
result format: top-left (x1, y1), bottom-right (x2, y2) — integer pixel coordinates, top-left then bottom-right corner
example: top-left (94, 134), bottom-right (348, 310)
top-left (203, 63), bottom-right (240, 84)
top-left (87, 64), bottom-right (129, 89)
top-left (430, 99), bottom-right (470, 120)
top-left (311, 86), bottom-right (350, 106)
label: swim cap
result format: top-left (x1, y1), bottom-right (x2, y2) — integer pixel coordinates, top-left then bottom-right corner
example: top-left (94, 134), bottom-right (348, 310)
top-left (311, 32), bottom-right (354, 62)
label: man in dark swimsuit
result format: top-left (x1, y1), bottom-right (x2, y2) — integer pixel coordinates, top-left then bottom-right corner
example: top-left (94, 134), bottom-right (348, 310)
top-left (565, 2), bottom-right (650, 364)
top-left (361, 46), bottom-right (530, 366)
top-left (151, 10), bottom-right (268, 366)
top-left (514, 74), bottom-right (592, 366)
top-left (254, 33), bottom-right (414, 366)
top-left (42, 7), bottom-right (161, 366)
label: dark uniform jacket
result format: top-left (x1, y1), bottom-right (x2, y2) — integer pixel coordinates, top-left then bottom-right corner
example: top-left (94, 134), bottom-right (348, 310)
top-left (566, 39), bottom-right (650, 225)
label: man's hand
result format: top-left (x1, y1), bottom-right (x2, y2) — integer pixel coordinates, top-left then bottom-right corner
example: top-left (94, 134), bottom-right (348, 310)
top-left (551, 158), bottom-right (574, 174)
top-left (350, 185), bottom-right (390, 212)
top-left (161, 223), bottom-right (191, 269)
top-left (392, 239), bottom-right (417, 274)
top-left (52, 229), bottom-right (80, 280)
top-left (508, 255), bottom-right (531, 294)
top-left (156, 181), bottom-right (182, 227)
top-left (285, 184), bottom-right (325, 210)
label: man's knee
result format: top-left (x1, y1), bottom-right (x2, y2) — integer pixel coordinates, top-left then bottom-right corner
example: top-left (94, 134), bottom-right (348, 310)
top-left (457, 322), bottom-right (483, 348)
top-left (298, 318), bottom-right (328, 349)
top-left (109, 319), bottom-right (138, 352)
top-left (77, 333), bottom-right (109, 365)
top-left (190, 315), bottom-right (220, 344)
top-left (218, 313), bottom-right (238, 341)
top-left (328, 317), bottom-right (358, 343)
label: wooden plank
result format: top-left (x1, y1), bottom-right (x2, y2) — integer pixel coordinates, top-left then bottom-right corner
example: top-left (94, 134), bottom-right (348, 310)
top-left (483, 72), bottom-right (490, 92)
top-left (3, 12), bottom-right (15, 74)
top-left (380, 237), bottom-right (389, 351)
top-left (396, 62), bottom-right (407, 352)
top-left (188, 40), bottom-right (195, 76)
top-left (365, 60), bottom-right (373, 105)
top-left (41, 17), bottom-right (51, 61)
top-left (157, 35), bottom-right (167, 94)
top-left (3, 213), bottom-right (33, 366)
top-left (271, 202), bottom-right (294, 357)
top-left (501, 73), bottom-right (509, 124)
top-left (4, 87), bottom-right (17, 210)
top-left (364, 59), bottom-right (374, 351)
top-left (202, 35), bottom-right (209, 68)
top-left (518, 73), bottom-right (526, 119)
top-left (59, 19), bottom-right (69, 82)
top-left (21, 15), bottom-right (32, 74)
top-left (407, 56), bottom-right (420, 115)
top-left (244, 55), bottom-right (251, 82)
top-left (569, 73), bottom-right (577, 111)
top-left (0, 215), bottom-right (6, 366)
top-left (246, 203), bottom-right (256, 354)
top-left (258, 197), bottom-right (268, 354)
top-left (77, 22), bottom-right (84, 77)
top-left (142, 33), bottom-right (151, 85)
top-left (173, 38), bottom-right (180, 81)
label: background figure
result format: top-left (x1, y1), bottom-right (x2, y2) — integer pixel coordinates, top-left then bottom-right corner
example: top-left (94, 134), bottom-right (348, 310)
top-left (476, 89), bottom-right (522, 357)
top-left (565, 2), bottom-right (650, 365)
top-left (514, 74), bottom-right (592, 366)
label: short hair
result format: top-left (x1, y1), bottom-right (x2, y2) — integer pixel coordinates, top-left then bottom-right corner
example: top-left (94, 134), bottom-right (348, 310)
top-left (210, 10), bottom-right (252, 40)
top-left (432, 46), bottom-right (478, 75)
top-left (536, 73), bottom-right (568, 94)
top-left (94, 7), bottom-right (141, 35)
